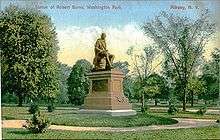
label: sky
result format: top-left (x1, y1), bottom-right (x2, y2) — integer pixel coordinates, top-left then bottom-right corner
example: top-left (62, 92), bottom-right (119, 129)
top-left (1, 0), bottom-right (220, 69)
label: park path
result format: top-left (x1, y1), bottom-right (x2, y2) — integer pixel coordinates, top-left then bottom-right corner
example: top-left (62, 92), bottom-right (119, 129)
top-left (2, 118), bottom-right (219, 132)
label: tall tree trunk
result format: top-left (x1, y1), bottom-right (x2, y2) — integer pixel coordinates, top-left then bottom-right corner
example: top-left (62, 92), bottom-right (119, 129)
top-left (155, 98), bottom-right (158, 106)
top-left (18, 94), bottom-right (23, 107)
top-left (183, 88), bottom-right (186, 111)
top-left (141, 93), bottom-right (145, 108)
top-left (191, 91), bottom-right (194, 107)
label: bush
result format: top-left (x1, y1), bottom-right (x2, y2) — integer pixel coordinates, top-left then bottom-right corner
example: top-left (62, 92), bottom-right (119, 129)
top-left (47, 104), bottom-right (55, 112)
top-left (1, 92), bottom-right (18, 104)
top-left (197, 106), bottom-right (207, 115)
top-left (216, 119), bottom-right (220, 123)
top-left (141, 106), bottom-right (149, 113)
top-left (28, 103), bottom-right (39, 114)
top-left (168, 104), bottom-right (179, 115)
top-left (23, 111), bottom-right (50, 133)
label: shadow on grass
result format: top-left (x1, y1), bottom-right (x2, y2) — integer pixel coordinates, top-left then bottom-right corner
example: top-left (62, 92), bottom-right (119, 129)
top-left (19, 112), bottom-right (31, 115)
top-left (9, 130), bottom-right (32, 135)
top-left (48, 112), bottom-right (78, 116)
top-left (2, 116), bottom-right (16, 120)
top-left (55, 108), bottom-right (79, 111)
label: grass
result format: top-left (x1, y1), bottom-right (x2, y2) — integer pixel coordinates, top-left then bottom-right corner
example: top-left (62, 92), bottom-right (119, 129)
top-left (49, 113), bottom-right (177, 127)
top-left (132, 103), bottom-right (220, 120)
top-left (2, 106), bottom-right (219, 139)
top-left (2, 105), bottom-right (219, 127)
top-left (2, 106), bottom-right (78, 120)
top-left (2, 107), bottom-right (177, 127)
top-left (2, 107), bottom-right (32, 120)
top-left (149, 109), bottom-right (220, 120)
top-left (3, 126), bottom-right (220, 139)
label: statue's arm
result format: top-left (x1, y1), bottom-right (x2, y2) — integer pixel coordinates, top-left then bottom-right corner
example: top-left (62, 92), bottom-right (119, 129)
top-left (95, 40), bottom-right (104, 52)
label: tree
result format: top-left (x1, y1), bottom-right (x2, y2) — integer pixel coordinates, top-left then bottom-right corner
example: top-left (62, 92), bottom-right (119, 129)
top-left (200, 73), bottom-right (218, 104)
top-left (127, 45), bottom-right (161, 109)
top-left (212, 48), bottom-right (220, 106)
top-left (201, 48), bottom-right (219, 104)
top-left (187, 76), bottom-right (206, 107)
top-left (144, 73), bottom-right (169, 106)
top-left (57, 63), bottom-right (72, 104)
top-left (113, 61), bottom-right (130, 75)
top-left (1, 6), bottom-right (59, 106)
top-left (162, 56), bottom-right (179, 105)
top-left (142, 10), bottom-right (216, 111)
top-left (67, 59), bottom-right (92, 105)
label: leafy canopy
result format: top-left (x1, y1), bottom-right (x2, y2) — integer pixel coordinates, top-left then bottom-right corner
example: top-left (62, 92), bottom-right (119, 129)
top-left (67, 59), bottom-right (92, 105)
top-left (0, 5), bottom-right (59, 104)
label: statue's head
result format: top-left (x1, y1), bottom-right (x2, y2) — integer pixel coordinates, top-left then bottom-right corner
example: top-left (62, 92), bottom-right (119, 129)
top-left (101, 33), bottom-right (106, 39)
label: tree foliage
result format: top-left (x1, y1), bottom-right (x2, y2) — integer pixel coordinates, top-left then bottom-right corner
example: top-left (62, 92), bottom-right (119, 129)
top-left (201, 48), bottom-right (220, 102)
top-left (127, 45), bottom-right (161, 108)
top-left (142, 10), bottom-right (216, 110)
top-left (113, 61), bottom-right (130, 75)
top-left (127, 45), bottom-right (160, 80)
top-left (144, 73), bottom-right (169, 100)
top-left (67, 59), bottom-right (92, 105)
top-left (0, 5), bottom-right (59, 106)
top-left (57, 62), bottom-right (72, 104)
top-left (187, 76), bottom-right (206, 106)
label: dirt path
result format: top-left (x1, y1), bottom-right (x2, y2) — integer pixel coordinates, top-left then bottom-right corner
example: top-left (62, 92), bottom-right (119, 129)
top-left (2, 118), bottom-right (218, 132)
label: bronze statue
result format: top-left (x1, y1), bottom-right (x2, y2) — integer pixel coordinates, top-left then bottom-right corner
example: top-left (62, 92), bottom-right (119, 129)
top-left (93, 33), bottom-right (114, 71)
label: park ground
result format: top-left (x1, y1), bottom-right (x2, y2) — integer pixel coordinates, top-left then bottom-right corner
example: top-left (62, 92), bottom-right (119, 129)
top-left (3, 126), bottom-right (220, 140)
top-left (1, 103), bottom-right (220, 139)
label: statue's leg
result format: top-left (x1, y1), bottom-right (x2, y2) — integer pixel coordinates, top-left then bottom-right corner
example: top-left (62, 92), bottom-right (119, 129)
top-left (104, 53), bottom-right (114, 70)
top-left (109, 54), bottom-right (115, 64)
top-left (105, 53), bottom-right (111, 67)
top-left (94, 56), bottom-right (101, 70)
top-left (97, 54), bottom-right (106, 70)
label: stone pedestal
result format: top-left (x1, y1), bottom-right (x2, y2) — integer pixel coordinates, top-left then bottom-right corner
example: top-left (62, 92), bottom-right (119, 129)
top-left (80, 69), bottom-right (136, 116)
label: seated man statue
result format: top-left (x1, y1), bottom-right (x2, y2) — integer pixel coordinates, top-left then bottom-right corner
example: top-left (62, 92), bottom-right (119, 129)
top-left (93, 33), bottom-right (114, 71)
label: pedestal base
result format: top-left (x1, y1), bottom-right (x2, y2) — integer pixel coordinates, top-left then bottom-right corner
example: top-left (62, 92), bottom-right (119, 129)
top-left (79, 109), bottom-right (137, 116)
top-left (81, 69), bottom-right (136, 116)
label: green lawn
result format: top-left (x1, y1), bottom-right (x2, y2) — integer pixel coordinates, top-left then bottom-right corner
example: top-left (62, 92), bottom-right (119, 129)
top-left (1, 107), bottom-right (177, 127)
top-left (133, 104), bottom-right (220, 120)
top-left (133, 102), bottom-right (220, 110)
top-left (2, 106), bottom-right (219, 127)
top-left (3, 126), bottom-right (220, 140)
top-left (2, 106), bottom-right (80, 120)
top-left (49, 113), bottom-right (177, 127)
top-left (2, 106), bottom-right (220, 139)
top-left (149, 109), bottom-right (220, 120)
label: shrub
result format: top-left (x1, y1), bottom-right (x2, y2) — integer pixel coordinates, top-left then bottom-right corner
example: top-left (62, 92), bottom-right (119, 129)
top-left (141, 106), bottom-right (149, 113)
top-left (47, 104), bottom-right (55, 112)
top-left (216, 119), bottom-right (220, 123)
top-left (197, 106), bottom-right (207, 115)
top-left (23, 111), bottom-right (50, 133)
top-left (28, 103), bottom-right (39, 114)
top-left (168, 104), bottom-right (179, 115)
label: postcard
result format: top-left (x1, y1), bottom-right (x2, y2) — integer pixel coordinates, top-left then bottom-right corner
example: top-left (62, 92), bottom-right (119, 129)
top-left (1, 0), bottom-right (220, 139)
